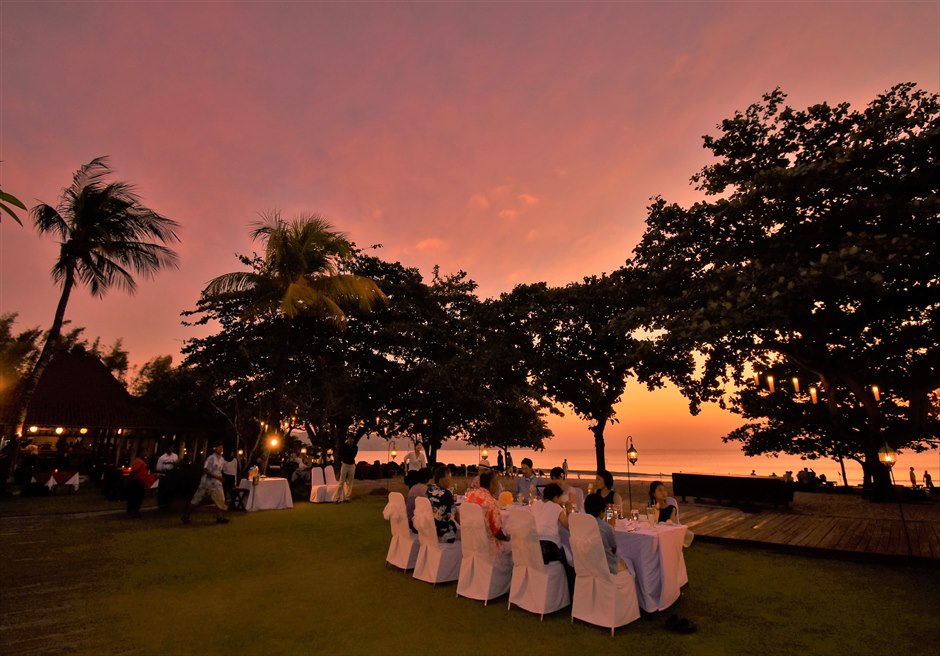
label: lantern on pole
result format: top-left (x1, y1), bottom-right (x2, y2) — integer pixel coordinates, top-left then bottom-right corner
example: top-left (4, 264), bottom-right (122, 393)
top-left (626, 437), bottom-right (638, 512)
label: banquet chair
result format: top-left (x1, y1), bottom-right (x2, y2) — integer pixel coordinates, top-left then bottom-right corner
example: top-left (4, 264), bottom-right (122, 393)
top-left (568, 513), bottom-right (641, 636)
top-left (666, 496), bottom-right (694, 550)
top-left (456, 503), bottom-right (513, 604)
top-left (383, 492), bottom-right (419, 571)
top-left (310, 467), bottom-right (341, 503)
top-left (412, 497), bottom-right (462, 585)
top-left (666, 496), bottom-right (680, 523)
top-left (507, 508), bottom-right (570, 619)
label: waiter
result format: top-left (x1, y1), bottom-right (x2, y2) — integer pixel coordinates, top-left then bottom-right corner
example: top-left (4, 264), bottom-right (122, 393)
top-left (155, 443), bottom-right (180, 510)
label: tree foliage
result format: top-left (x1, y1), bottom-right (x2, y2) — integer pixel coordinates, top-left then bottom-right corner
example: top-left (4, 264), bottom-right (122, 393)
top-left (632, 83), bottom-right (940, 493)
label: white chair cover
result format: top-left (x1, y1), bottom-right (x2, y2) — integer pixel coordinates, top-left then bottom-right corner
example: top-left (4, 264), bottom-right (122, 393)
top-left (309, 467), bottom-right (341, 503)
top-left (324, 467), bottom-right (338, 485)
top-left (456, 503), bottom-right (513, 603)
top-left (507, 508), bottom-right (570, 618)
top-left (666, 496), bottom-right (694, 550)
top-left (384, 492), bottom-right (419, 570)
top-left (568, 513), bottom-right (640, 635)
top-left (412, 497), bottom-right (462, 584)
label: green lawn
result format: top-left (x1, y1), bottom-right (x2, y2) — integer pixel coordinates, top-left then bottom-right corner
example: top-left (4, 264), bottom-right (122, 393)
top-left (3, 495), bottom-right (937, 655)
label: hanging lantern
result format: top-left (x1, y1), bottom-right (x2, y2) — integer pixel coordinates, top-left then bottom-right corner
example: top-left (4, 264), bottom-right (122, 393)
top-left (877, 443), bottom-right (896, 469)
top-left (809, 387), bottom-right (818, 404)
top-left (792, 377), bottom-right (800, 394)
top-left (766, 375), bottom-right (775, 393)
top-left (872, 385), bottom-right (881, 402)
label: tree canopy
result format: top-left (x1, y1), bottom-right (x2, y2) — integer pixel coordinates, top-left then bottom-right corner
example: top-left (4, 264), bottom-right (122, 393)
top-left (632, 83), bottom-right (940, 494)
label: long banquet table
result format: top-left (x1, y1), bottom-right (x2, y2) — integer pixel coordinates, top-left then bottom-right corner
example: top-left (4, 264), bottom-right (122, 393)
top-left (495, 503), bottom-right (689, 612)
top-left (238, 477), bottom-right (293, 512)
top-left (613, 521), bottom-right (688, 612)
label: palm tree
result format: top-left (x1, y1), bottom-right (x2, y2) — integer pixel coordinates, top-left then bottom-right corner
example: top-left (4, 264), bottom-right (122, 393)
top-left (205, 212), bottom-right (385, 323)
top-left (203, 213), bottom-right (386, 459)
top-left (9, 156), bottom-right (180, 459)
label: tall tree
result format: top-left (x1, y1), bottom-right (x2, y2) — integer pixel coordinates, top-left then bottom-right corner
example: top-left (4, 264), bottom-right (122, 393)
top-left (633, 83), bottom-right (940, 498)
top-left (7, 157), bottom-right (179, 474)
top-left (504, 273), bottom-right (692, 471)
top-left (188, 216), bottom-right (385, 459)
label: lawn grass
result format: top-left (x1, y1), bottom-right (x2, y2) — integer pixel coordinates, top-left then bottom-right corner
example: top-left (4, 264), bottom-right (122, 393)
top-left (3, 495), bottom-right (938, 655)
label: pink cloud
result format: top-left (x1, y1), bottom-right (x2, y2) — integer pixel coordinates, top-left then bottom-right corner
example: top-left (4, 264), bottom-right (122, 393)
top-left (415, 237), bottom-right (448, 252)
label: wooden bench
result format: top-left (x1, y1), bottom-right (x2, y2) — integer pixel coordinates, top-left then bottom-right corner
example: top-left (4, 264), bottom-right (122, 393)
top-left (672, 472), bottom-right (794, 509)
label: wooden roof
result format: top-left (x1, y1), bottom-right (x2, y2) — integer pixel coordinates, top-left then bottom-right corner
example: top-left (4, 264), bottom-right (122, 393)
top-left (1, 353), bottom-right (171, 430)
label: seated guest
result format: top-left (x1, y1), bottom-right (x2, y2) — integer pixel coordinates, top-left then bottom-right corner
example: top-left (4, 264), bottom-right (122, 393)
top-left (593, 469), bottom-right (622, 509)
top-left (466, 471), bottom-right (509, 546)
top-left (406, 469), bottom-right (431, 530)
top-left (648, 481), bottom-right (676, 524)
top-left (514, 458), bottom-right (541, 503)
top-left (533, 483), bottom-right (575, 593)
top-left (584, 492), bottom-right (627, 574)
top-left (427, 465), bottom-right (459, 543)
top-left (550, 466), bottom-right (584, 513)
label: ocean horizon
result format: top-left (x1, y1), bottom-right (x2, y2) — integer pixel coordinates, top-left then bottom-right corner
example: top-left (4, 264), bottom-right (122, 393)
top-left (356, 445), bottom-right (940, 486)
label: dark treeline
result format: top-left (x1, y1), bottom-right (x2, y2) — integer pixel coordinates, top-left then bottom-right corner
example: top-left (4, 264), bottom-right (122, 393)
top-left (3, 84), bottom-right (938, 499)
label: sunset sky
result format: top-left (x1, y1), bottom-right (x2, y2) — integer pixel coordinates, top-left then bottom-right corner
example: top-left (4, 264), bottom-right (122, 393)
top-left (2, 2), bottom-right (938, 451)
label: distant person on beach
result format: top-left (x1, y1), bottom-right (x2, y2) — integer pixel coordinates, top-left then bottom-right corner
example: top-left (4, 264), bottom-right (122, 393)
top-left (584, 492), bottom-right (626, 574)
top-left (649, 481), bottom-right (676, 524)
top-left (562, 459), bottom-right (569, 478)
top-left (924, 471), bottom-right (934, 489)
top-left (427, 465), bottom-right (459, 542)
top-left (402, 443), bottom-right (427, 473)
top-left (515, 458), bottom-right (541, 503)
top-left (750, 470), bottom-right (756, 476)
top-left (909, 467), bottom-right (917, 487)
top-left (505, 451), bottom-right (513, 474)
top-left (182, 441), bottom-right (228, 525)
top-left (332, 435), bottom-right (358, 502)
top-left (497, 451), bottom-right (504, 472)
top-left (592, 469), bottom-right (622, 510)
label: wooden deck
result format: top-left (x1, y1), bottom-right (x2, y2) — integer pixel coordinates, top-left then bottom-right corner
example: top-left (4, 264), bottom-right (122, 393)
top-left (678, 501), bottom-right (940, 560)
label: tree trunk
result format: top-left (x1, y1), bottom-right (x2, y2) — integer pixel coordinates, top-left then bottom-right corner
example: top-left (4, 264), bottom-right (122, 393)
top-left (591, 422), bottom-right (607, 472)
top-left (7, 269), bottom-right (74, 479)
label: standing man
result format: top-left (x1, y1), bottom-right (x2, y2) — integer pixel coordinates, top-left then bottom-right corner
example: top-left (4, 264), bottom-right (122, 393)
top-left (562, 458), bottom-right (569, 478)
top-left (127, 449), bottom-right (155, 518)
top-left (514, 458), bottom-right (541, 503)
top-left (182, 441), bottom-right (229, 524)
top-left (332, 435), bottom-right (358, 503)
top-left (909, 466), bottom-right (918, 487)
top-left (222, 451), bottom-right (238, 502)
top-left (497, 451), bottom-right (504, 473)
top-left (402, 443), bottom-right (427, 473)
top-left (155, 443), bottom-right (179, 510)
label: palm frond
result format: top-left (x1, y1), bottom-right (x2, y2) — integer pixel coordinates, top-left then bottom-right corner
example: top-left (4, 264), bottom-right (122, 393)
top-left (205, 271), bottom-right (267, 296)
top-left (0, 190), bottom-right (27, 225)
top-left (30, 203), bottom-right (69, 238)
top-left (309, 274), bottom-right (387, 311)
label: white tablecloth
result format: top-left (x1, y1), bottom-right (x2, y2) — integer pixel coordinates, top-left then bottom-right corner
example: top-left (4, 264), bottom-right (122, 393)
top-left (614, 522), bottom-right (688, 612)
top-left (238, 477), bottom-right (293, 512)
